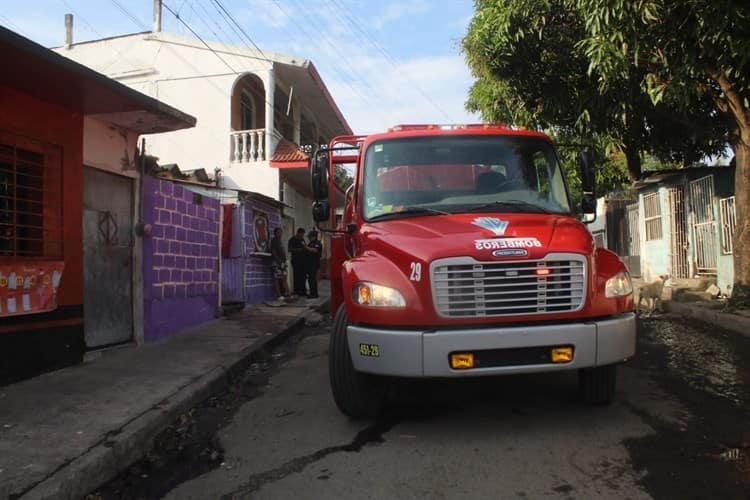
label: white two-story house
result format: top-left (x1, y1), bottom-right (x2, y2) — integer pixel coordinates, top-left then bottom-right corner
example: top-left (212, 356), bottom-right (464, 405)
top-left (54, 8), bottom-right (352, 235)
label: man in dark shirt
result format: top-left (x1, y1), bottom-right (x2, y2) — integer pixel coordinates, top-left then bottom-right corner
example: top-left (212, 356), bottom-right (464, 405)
top-left (305, 230), bottom-right (322, 298)
top-left (288, 227), bottom-right (308, 297)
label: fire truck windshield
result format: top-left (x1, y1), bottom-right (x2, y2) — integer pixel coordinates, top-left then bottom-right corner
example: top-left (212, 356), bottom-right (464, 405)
top-left (361, 135), bottom-right (571, 221)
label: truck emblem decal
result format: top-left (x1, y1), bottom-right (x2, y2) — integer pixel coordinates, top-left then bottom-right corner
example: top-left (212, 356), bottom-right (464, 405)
top-left (472, 217), bottom-right (508, 236)
top-left (493, 249), bottom-right (528, 257)
top-left (475, 237), bottom-right (542, 250)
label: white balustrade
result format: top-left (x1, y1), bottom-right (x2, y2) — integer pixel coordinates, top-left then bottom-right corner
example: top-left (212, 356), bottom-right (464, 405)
top-left (230, 128), bottom-right (266, 163)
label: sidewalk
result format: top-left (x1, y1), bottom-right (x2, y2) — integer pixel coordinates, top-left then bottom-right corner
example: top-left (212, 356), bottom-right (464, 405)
top-left (0, 283), bottom-right (330, 500)
top-left (632, 277), bottom-right (750, 340)
top-left (661, 300), bottom-right (750, 340)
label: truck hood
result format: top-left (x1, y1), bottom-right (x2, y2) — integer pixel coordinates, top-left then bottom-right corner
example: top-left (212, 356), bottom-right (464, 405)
top-left (359, 212), bottom-right (593, 262)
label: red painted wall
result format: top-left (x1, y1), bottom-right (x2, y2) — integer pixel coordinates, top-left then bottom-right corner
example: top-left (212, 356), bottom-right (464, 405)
top-left (0, 87), bottom-right (84, 318)
top-left (1, 86), bottom-right (87, 383)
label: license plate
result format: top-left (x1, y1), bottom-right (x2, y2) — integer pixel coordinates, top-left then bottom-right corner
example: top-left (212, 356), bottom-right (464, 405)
top-left (359, 343), bottom-right (380, 357)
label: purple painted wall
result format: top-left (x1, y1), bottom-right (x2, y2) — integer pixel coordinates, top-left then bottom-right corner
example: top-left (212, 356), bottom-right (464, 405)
top-left (243, 198), bottom-right (280, 304)
top-left (142, 176), bottom-right (219, 341)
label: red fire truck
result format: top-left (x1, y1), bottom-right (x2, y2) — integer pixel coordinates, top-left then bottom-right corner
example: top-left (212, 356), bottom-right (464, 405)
top-left (311, 124), bottom-right (635, 418)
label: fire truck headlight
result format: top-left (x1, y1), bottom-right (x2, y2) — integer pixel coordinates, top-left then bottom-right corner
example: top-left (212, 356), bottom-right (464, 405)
top-left (605, 271), bottom-right (633, 298)
top-left (353, 282), bottom-right (406, 307)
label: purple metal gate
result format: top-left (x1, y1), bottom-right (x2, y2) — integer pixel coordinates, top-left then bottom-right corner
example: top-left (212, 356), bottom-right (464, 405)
top-left (221, 204), bottom-right (245, 304)
top-left (221, 257), bottom-right (245, 304)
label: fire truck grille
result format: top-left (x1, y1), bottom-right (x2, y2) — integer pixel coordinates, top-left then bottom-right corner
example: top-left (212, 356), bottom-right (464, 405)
top-left (431, 256), bottom-right (586, 317)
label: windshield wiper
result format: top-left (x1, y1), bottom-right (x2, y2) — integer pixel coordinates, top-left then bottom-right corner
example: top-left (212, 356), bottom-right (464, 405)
top-left (465, 200), bottom-right (552, 214)
top-left (368, 206), bottom-right (451, 222)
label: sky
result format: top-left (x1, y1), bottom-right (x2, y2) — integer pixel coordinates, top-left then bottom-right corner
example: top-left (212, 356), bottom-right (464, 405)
top-left (0, 0), bottom-right (481, 134)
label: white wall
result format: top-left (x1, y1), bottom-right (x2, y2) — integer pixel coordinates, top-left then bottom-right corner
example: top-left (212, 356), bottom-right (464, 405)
top-left (56, 33), bottom-right (335, 210)
top-left (587, 197), bottom-right (607, 248)
top-left (56, 33), bottom-right (275, 191)
top-left (280, 182), bottom-right (315, 232)
top-left (221, 161), bottom-right (280, 201)
top-left (82, 117), bottom-right (139, 178)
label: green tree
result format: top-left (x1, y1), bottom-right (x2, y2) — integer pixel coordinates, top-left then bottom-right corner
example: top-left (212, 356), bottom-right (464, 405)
top-left (556, 133), bottom-right (631, 208)
top-left (461, 0), bottom-right (726, 182)
top-left (575, 0), bottom-right (750, 301)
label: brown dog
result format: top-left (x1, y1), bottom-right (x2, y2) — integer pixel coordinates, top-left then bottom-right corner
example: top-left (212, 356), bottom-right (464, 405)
top-left (637, 275), bottom-right (668, 314)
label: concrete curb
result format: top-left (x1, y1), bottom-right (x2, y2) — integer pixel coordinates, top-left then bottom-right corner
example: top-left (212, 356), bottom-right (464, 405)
top-left (662, 301), bottom-right (750, 340)
top-left (20, 314), bottom-right (308, 500)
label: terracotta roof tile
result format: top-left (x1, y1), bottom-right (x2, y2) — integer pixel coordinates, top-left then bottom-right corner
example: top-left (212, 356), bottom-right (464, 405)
top-left (271, 137), bottom-right (310, 166)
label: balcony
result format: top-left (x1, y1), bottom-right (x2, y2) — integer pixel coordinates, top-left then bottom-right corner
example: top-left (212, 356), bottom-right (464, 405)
top-left (230, 129), bottom-right (314, 167)
top-left (230, 128), bottom-right (274, 163)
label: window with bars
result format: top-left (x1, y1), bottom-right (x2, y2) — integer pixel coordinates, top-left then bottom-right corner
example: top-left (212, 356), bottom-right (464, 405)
top-left (0, 134), bottom-right (63, 258)
top-left (720, 196), bottom-right (736, 254)
top-left (643, 192), bottom-right (663, 241)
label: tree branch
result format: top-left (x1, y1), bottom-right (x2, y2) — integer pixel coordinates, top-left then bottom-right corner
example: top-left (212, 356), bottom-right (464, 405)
top-left (706, 67), bottom-right (750, 143)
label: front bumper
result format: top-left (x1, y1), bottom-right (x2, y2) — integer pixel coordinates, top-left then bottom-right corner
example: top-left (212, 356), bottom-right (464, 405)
top-left (347, 313), bottom-right (636, 377)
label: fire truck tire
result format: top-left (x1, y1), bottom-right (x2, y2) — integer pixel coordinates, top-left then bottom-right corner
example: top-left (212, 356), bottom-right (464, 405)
top-left (329, 305), bottom-right (385, 419)
top-left (578, 364), bottom-right (617, 405)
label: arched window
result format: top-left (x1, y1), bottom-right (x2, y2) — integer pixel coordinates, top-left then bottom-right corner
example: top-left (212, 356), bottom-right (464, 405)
top-left (240, 91), bottom-right (254, 130)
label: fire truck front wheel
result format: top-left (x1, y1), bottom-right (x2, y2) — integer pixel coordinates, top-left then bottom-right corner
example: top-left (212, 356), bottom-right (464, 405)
top-left (329, 305), bottom-right (386, 419)
top-left (578, 364), bottom-right (617, 405)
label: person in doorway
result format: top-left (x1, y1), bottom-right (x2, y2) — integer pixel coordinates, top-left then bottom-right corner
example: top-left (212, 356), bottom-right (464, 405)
top-left (288, 227), bottom-right (308, 297)
top-left (305, 230), bottom-right (322, 298)
top-left (270, 227), bottom-right (289, 301)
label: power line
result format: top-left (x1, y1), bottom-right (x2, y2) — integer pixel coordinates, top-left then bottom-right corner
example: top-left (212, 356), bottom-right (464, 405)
top-left (326, 0), bottom-right (453, 122)
top-left (205, 1), bottom-right (250, 50)
top-left (268, 0), bottom-right (393, 127)
top-left (162, 0), bottom-right (288, 115)
top-left (162, 1), bottom-right (238, 74)
top-left (0, 14), bottom-right (29, 38)
top-left (103, 0), bottom-right (345, 144)
top-left (202, 0), bottom-right (350, 139)
top-left (210, 0), bottom-right (273, 63)
top-left (63, 1), bottom-right (239, 163)
top-left (53, 0), bottom-right (267, 173)
top-left (282, 0), bottom-right (387, 100)
top-left (191, 0), bottom-right (243, 47)
top-left (102, 0), bottom-right (236, 101)
top-left (175, 0), bottom-right (191, 17)
top-left (109, 0), bottom-right (147, 30)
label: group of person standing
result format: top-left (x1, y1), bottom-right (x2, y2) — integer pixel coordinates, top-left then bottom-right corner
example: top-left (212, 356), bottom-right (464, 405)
top-left (269, 226), bottom-right (322, 302)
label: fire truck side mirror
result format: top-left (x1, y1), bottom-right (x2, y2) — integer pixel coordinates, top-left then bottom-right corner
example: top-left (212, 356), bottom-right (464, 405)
top-left (311, 150), bottom-right (329, 200)
top-left (578, 151), bottom-right (595, 194)
top-left (312, 200), bottom-right (331, 222)
top-left (581, 193), bottom-right (597, 215)
top-left (579, 151), bottom-right (596, 217)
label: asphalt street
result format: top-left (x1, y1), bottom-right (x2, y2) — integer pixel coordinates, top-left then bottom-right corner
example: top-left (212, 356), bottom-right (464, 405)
top-left (89, 313), bottom-right (750, 500)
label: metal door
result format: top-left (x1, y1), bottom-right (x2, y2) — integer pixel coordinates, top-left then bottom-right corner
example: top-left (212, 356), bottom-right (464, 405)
top-left (720, 196), bottom-right (736, 255)
top-left (83, 167), bottom-right (133, 347)
top-left (688, 175), bottom-right (718, 275)
top-left (625, 202), bottom-right (641, 276)
top-left (666, 186), bottom-right (689, 278)
top-left (221, 205), bottom-right (245, 304)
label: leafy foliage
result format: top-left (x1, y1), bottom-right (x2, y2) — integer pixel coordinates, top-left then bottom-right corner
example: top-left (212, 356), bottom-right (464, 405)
top-left (461, 0), bottom-right (728, 182)
top-left (573, 0), bottom-right (750, 289)
top-left (556, 132), bottom-right (631, 208)
top-left (333, 164), bottom-right (354, 191)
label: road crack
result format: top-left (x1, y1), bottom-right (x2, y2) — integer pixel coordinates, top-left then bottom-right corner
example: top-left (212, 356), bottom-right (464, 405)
top-left (220, 417), bottom-right (399, 499)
